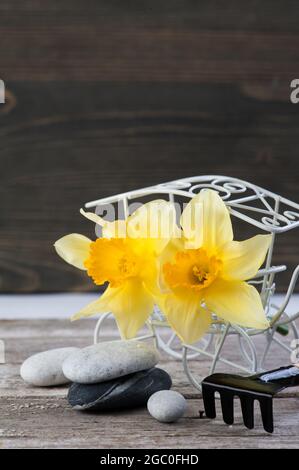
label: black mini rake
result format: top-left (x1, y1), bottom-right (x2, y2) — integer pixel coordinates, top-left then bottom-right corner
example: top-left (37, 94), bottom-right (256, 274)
top-left (202, 364), bottom-right (299, 433)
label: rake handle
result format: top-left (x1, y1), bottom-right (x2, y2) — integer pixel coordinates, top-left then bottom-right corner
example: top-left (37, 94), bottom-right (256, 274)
top-left (258, 364), bottom-right (299, 388)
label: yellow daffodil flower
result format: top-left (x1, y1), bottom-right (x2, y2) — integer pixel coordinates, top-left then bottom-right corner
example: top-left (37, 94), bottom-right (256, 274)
top-left (54, 201), bottom-right (176, 339)
top-left (158, 189), bottom-right (271, 344)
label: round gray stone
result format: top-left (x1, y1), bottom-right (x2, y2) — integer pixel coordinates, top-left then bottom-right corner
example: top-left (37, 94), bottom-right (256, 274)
top-left (62, 340), bottom-right (160, 384)
top-left (147, 390), bottom-right (187, 423)
top-left (20, 347), bottom-right (79, 387)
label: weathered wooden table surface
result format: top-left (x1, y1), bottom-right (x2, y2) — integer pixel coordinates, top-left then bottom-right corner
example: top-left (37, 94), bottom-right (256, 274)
top-left (1, 319), bottom-right (299, 449)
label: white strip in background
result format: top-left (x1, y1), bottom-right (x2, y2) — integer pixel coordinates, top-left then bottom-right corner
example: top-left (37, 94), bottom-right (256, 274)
top-left (0, 293), bottom-right (99, 319)
top-left (0, 293), bottom-right (298, 320)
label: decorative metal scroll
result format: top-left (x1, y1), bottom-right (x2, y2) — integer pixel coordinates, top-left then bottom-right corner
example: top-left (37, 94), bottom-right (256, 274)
top-left (85, 175), bottom-right (299, 234)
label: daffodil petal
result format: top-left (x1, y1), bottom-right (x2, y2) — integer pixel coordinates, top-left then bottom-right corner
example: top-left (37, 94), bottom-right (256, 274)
top-left (127, 200), bottom-right (178, 252)
top-left (112, 280), bottom-right (155, 338)
top-left (180, 195), bottom-right (204, 249)
top-left (205, 279), bottom-right (269, 329)
top-left (221, 234), bottom-right (272, 281)
top-left (54, 234), bottom-right (91, 270)
top-left (102, 220), bottom-right (127, 238)
top-left (71, 286), bottom-right (118, 320)
top-left (158, 237), bottom-right (185, 292)
top-left (73, 281), bottom-right (154, 339)
top-left (80, 208), bottom-right (127, 238)
top-left (80, 208), bottom-right (106, 226)
top-left (159, 291), bottom-right (211, 344)
top-left (181, 189), bottom-right (233, 250)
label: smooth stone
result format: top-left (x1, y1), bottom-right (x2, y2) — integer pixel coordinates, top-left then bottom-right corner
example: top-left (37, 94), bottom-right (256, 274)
top-left (147, 390), bottom-right (187, 423)
top-left (68, 367), bottom-right (172, 411)
top-left (20, 347), bottom-right (79, 387)
top-left (63, 340), bottom-right (160, 384)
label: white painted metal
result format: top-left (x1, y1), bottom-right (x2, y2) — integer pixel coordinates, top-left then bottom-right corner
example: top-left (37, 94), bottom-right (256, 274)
top-left (88, 176), bottom-right (299, 391)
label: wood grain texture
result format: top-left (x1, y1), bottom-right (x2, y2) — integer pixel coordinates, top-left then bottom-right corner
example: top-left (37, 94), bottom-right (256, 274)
top-left (0, 1), bottom-right (299, 292)
top-left (1, 1), bottom-right (299, 82)
top-left (1, 319), bottom-right (299, 449)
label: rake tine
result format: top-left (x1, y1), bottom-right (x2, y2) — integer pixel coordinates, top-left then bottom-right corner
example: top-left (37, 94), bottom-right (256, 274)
top-left (201, 364), bottom-right (299, 433)
top-left (240, 396), bottom-right (255, 429)
top-left (202, 383), bottom-right (216, 419)
top-left (259, 397), bottom-right (274, 433)
top-left (220, 390), bottom-right (234, 425)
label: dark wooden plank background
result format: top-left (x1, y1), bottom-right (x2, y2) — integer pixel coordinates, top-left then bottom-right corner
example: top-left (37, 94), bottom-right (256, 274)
top-left (0, 0), bottom-right (299, 293)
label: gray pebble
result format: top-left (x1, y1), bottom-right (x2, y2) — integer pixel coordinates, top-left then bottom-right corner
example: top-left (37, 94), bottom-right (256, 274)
top-left (147, 390), bottom-right (187, 423)
top-left (63, 340), bottom-right (160, 384)
top-left (20, 347), bottom-right (79, 387)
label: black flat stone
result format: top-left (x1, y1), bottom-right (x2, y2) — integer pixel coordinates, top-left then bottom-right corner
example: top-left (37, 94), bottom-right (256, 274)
top-left (67, 367), bottom-right (172, 411)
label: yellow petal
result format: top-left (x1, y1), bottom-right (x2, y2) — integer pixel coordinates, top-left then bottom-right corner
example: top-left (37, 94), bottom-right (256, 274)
top-left (127, 200), bottom-right (178, 252)
top-left (80, 208), bottom-right (106, 226)
top-left (54, 234), bottom-right (91, 270)
top-left (113, 281), bottom-right (154, 339)
top-left (204, 279), bottom-right (269, 329)
top-left (159, 290), bottom-right (211, 344)
top-left (71, 287), bottom-right (116, 320)
top-left (221, 234), bottom-right (272, 281)
top-left (181, 189), bottom-right (233, 250)
top-left (81, 200), bottom-right (179, 243)
top-left (73, 281), bottom-right (154, 339)
top-left (158, 237), bottom-right (185, 292)
top-left (80, 208), bottom-right (127, 238)
top-left (102, 220), bottom-right (127, 238)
